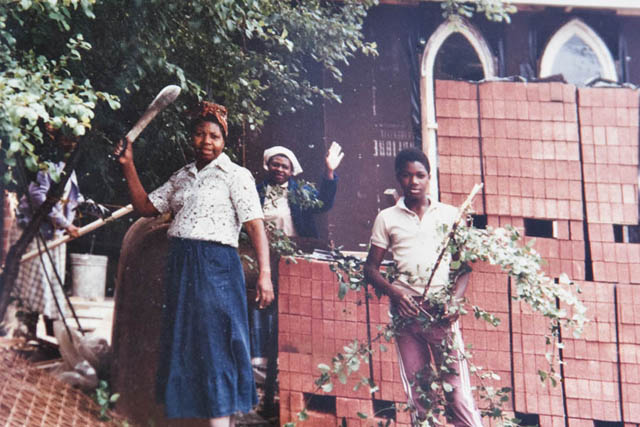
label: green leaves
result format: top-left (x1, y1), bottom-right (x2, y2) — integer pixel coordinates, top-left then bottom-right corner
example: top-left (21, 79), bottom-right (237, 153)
top-left (93, 380), bottom-right (119, 421)
top-left (440, 0), bottom-right (517, 23)
top-left (0, 4), bottom-right (119, 185)
top-left (1, 0), bottom-right (376, 192)
top-left (329, 251), bottom-right (367, 300)
top-left (456, 223), bottom-right (587, 339)
top-left (113, 0), bottom-right (377, 134)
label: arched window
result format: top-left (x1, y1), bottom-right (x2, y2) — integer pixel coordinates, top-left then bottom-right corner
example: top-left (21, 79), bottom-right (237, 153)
top-left (540, 19), bottom-right (617, 86)
top-left (434, 32), bottom-right (485, 81)
top-left (420, 16), bottom-right (496, 198)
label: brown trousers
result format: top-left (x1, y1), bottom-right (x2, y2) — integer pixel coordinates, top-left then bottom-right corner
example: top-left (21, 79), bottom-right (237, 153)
top-left (394, 318), bottom-right (483, 426)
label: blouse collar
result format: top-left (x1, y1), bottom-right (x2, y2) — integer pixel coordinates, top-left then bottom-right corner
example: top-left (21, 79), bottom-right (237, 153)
top-left (189, 152), bottom-right (232, 175)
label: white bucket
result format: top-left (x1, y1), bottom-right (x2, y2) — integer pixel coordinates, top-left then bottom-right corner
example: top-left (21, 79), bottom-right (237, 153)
top-left (70, 253), bottom-right (108, 301)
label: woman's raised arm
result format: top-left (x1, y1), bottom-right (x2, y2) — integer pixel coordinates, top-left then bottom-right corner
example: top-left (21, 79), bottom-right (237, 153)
top-left (115, 137), bottom-right (159, 217)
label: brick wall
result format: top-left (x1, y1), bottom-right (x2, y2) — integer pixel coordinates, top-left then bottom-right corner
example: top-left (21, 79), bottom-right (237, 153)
top-left (278, 258), bottom-right (412, 426)
top-left (278, 82), bottom-right (640, 426)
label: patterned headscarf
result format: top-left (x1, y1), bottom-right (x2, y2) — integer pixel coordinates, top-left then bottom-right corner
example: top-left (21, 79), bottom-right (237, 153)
top-left (189, 101), bottom-right (228, 136)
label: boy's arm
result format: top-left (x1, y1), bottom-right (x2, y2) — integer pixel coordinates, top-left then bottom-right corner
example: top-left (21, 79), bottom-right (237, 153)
top-left (364, 245), bottom-right (419, 319)
top-left (452, 270), bottom-right (471, 300)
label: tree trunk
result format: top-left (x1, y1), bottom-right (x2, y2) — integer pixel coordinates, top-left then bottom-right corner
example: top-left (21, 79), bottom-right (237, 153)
top-left (1, 155), bottom-right (5, 266)
top-left (0, 146), bottom-right (82, 321)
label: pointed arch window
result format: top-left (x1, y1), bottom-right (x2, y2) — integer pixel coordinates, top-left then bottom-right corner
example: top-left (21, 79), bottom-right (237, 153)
top-left (434, 32), bottom-right (485, 81)
top-left (540, 19), bottom-right (617, 86)
top-left (420, 16), bottom-right (496, 198)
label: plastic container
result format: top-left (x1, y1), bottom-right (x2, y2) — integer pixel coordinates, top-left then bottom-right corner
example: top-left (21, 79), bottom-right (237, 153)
top-left (69, 253), bottom-right (108, 301)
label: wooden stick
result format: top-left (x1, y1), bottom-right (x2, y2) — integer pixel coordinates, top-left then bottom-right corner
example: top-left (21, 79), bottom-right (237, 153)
top-left (20, 204), bottom-right (134, 263)
top-left (420, 183), bottom-right (483, 301)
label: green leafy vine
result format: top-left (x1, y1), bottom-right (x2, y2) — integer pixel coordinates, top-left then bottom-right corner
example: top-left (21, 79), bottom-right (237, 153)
top-left (259, 178), bottom-right (324, 212)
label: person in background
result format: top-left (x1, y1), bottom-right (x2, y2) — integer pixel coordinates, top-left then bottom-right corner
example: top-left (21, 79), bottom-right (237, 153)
top-left (2, 190), bottom-right (19, 267)
top-left (12, 126), bottom-right (82, 339)
top-left (257, 142), bottom-right (343, 239)
top-left (249, 142), bottom-right (344, 410)
top-left (363, 148), bottom-right (482, 426)
top-left (116, 101), bottom-right (274, 427)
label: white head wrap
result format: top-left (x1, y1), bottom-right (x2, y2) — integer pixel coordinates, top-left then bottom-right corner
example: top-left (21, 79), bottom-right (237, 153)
top-left (263, 146), bottom-right (303, 176)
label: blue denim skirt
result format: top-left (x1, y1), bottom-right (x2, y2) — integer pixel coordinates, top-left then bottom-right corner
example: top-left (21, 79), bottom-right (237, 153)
top-left (156, 237), bottom-right (258, 418)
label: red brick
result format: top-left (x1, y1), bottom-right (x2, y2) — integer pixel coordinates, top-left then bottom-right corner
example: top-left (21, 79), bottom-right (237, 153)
top-left (300, 279), bottom-right (312, 298)
top-left (300, 296), bottom-right (312, 317)
top-left (623, 204), bottom-right (638, 224)
top-left (617, 263), bottom-right (630, 284)
top-left (546, 199), bottom-right (558, 219)
top-left (517, 199), bottom-right (534, 219)
top-left (620, 146), bottom-right (638, 166)
top-left (505, 100), bottom-right (519, 119)
top-left (522, 83), bottom-right (539, 101)
top-left (605, 126), bottom-right (620, 147)
top-left (563, 102), bottom-right (577, 122)
top-left (435, 80), bottom-right (450, 98)
top-left (311, 280), bottom-right (323, 300)
top-left (311, 261), bottom-right (324, 280)
top-left (598, 203), bottom-right (612, 223)
top-left (299, 260), bottom-right (313, 278)
top-left (510, 197), bottom-right (522, 217)
top-left (547, 83), bottom-right (563, 102)
top-left (544, 161), bottom-right (558, 180)
top-left (621, 165), bottom-right (638, 184)
top-left (479, 99), bottom-right (495, 119)
top-left (568, 201), bottom-right (582, 219)
top-left (537, 83), bottom-right (552, 102)
top-left (616, 107), bottom-right (630, 126)
top-left (541, 121), bottom-right (555, 141)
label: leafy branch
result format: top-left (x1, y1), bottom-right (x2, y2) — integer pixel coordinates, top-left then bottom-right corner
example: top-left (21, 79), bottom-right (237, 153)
top-left (93, 379), bottom-right (120, 422)
top-left (439, 0), bottom-right (517, 23)
top-left (258, 178), bottom-right (325, 212)
top-left (1, 1), bottom-right (120, 185)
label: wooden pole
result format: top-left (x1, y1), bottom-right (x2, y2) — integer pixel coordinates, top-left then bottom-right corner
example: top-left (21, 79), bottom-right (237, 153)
top-left (20, 205), bottom-right (133, 263)
top-left (420, 183), bottom-right (483, 301)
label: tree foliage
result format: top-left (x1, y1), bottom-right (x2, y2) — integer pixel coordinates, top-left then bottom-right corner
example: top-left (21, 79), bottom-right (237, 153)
top-left (1, 0), bottom-right (378, 193)
top-left (0, 0), bottom-right (379, 325)
top-left (0, 0), bottom-right (119, 185)
top-left (440, 0), bottom-right (517, 23)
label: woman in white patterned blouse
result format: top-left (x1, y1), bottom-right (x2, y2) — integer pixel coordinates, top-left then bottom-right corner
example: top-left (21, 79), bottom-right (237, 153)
top-left (116, 102), bottom-right (273, 427)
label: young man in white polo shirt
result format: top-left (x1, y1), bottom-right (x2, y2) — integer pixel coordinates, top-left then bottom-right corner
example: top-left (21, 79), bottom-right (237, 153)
top-left (364, 148), bottom-right (482, 426)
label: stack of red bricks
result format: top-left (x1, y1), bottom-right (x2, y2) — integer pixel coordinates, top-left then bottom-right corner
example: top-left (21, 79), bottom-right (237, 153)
top-left (437, 81), bottom-right (640, 425)
top-left (278, 258), bottom-right (412, 426)
top-left (616, 283), bottom-right (640, 421)
top-left (579, 87), bottom-right (638, 226)
top-left (561, 281), bottom-right (620, 425)
top-left (278, 82), bottom-right (640, 426)
top-left (510, 296), bottom-right (564, 425)
top-left (436, 80), bottom-right (484, 213)
top-left (459, 262), bottom-right (512, 407)
top-left (476, 81), bottom-right (582, 221)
